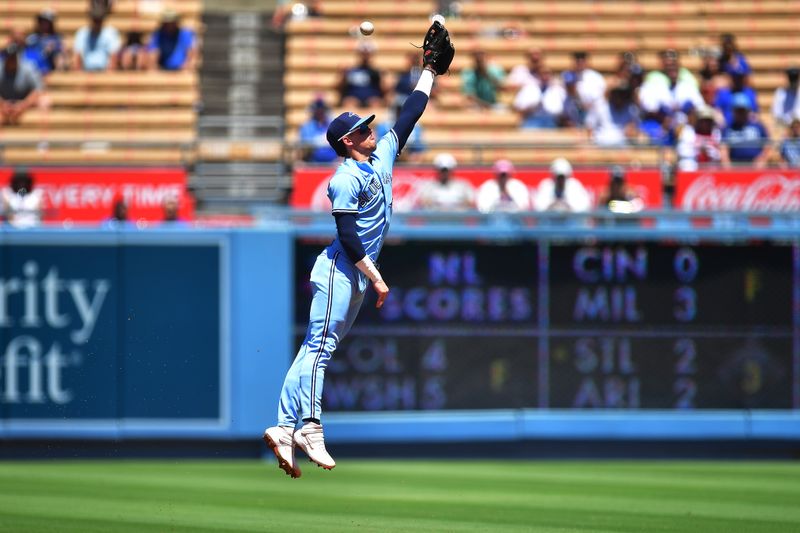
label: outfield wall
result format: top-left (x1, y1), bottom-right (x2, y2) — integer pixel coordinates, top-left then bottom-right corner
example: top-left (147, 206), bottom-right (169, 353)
top-left (0, 218), bottom-right (798, 443)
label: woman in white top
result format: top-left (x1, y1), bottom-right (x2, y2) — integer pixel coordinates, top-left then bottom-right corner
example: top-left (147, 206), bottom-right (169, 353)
top-left (476, 159), bottom-right (531, 213)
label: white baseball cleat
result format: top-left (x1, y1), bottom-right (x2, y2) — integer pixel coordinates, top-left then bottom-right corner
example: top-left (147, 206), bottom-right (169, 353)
top-left (293, 422), bottom-right (336, 470)
top-left (263, 426), bottom-right (301, 479)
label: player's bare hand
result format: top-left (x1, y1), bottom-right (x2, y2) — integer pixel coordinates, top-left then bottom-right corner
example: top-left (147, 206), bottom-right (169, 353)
top-left (373, 279), bottom-right (389, 308)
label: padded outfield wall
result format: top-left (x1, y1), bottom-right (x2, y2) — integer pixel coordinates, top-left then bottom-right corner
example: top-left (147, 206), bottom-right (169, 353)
top-left (0, 221), bottom-right (798, 444)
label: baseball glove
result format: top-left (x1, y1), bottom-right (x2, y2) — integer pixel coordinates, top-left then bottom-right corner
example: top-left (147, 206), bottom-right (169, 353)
top-left (422, 21), bottom-right (455, 75)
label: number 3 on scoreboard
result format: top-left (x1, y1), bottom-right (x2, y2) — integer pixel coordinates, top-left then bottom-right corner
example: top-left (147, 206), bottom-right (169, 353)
top-left (673, 286), bottom-right (697, 322)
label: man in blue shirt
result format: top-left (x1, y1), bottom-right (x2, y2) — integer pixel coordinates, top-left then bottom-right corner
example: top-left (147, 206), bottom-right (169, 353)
top-left (298, 98), bottom-right (338, 163)
top-left (722, 93), bottom-right (770, 166)
top-left (337, 40), bottom-right (384, 108)
top-left (25, 10), bottom-right (63, 75)
top-left (148, 9), bottom-right (196, 71)
top-left (264, 22), bottom-right (453, 478)
top-left (714, 72), bottom-right (759, 126)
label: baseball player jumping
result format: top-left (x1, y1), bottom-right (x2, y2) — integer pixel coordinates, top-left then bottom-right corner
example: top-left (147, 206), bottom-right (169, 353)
top-left (264, 21), bottom-right (455, 478)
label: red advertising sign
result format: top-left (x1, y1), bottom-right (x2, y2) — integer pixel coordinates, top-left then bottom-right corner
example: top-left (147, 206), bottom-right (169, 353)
top-left (0, 167), bottom-right (193, 223)
top-left (291, 166), bottom-right (663, 211)
top-left (675, 170), bottom-right (800, 211)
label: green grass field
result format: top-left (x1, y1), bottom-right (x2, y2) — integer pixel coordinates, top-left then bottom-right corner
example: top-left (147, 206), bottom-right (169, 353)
top-left (0, 459), bottom-right (798, 532)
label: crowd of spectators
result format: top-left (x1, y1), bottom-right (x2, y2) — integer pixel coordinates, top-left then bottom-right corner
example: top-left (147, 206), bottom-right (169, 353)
top-left (300, 30), bottom-right (800, 169)
top-left (0, 4), bottom-right (198, 125)
top-left (499, 34), bottom-right (799, 168)
top-left (409, 152), bottom-right (638, 214)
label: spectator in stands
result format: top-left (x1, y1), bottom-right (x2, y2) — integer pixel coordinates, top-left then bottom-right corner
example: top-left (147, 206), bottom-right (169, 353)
top-left (1, 169), bottom-right (43, 228)
top-left (714, 71), bottom-right (758, 126)
top-left (104, 194), bottom-right (129, 227)
top-left (698, 47), bottom-right (721, 81)
top-left (298, 97), bottom-right (338, 163)
top-left (722, 93), bottom-right (770, 167)
top-left (772, 67), bottom-right (800, 128)
top-left (394, 52), bottom-right (432, 107)
top-left (533, 158), bottom-right (591, 212)
top-left (639, 105), bottom-right (672, 146)
top-left (91, 0), bottom-right (115, 14)
top-left (160, 195), bottom-right (189, 226)
top-left (24, 10), bottom-right (63, 75)
top-left (476, 159), bottom-right (530, 213)
top-left (337, 40), bottom-right (385, 109)
top-left (513, 66), bottom-right (564, 129)
top-left (717, 33), bottom-right (751, 79)
top-left (608, 51), bottom-right (644, 99)
top-left (598, 166), bottom-right (643, 213)
top-left (72, 6), bottom-right (121, 71)
top-left (461, 51), bottom-right (505, 110)
top-left (4, 29), bottom-right (27, 50)
top-left (148, 9), bottom-right (197, 71)
top-left (118, 30), bottom-right (147, 71)
top-left (675, 105), bottom-right (726, 172)
top-left (559, 70), bottom-right (588, 127)
top-left (569, 51), bottom-right (606, 111)
top-left (779, 116), bottom-right (800, 168)
top-left (644, 49), bottom-right (698, 92)
top-left (271, 0), bottom-right (321, 29)
top-left (674, 105), bottom-right (699, 171)
top-left (162, 196), bottom-right (179, 221)
top-left (696, 106), bottom-right (727, 166)
top-left (639, 52), bottom-right (704, 123)
top-left (0, 44), bottom-right (43, 125)
top-left (416, 153), bottom-right (475, 211)
top-left (376, 103), bottom-right (426, 161)
top-left (506, 48), bottom-right (544, 94)
top-left (585, 86), bottom-right (639, 146)
top-left (699, 75), bottom-right (719, 109)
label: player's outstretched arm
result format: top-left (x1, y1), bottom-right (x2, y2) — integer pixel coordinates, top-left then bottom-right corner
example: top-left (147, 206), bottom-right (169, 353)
top-left (392, 21), bottom-right (455, 152)
top-left (334, 213), bottom-right (389, 308)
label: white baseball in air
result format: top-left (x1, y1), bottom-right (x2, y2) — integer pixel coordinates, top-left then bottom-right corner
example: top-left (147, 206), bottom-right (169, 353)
top-left (431, 14), bottom-right (445, 25)
top-left (359, 20), bottom-right (374, 36)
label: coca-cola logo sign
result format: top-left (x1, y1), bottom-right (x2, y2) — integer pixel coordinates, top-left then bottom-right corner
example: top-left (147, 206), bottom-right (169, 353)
top-left (676, 171), bottom-right (800, 211)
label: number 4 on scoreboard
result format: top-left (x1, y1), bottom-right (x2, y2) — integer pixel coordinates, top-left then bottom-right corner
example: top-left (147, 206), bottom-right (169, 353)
top-left (421, 339), bottom-right (447, 371)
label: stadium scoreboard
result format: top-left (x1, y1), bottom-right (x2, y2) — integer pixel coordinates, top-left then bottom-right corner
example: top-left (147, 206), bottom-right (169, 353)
top-left (295, 240), bottom-right (798, 412)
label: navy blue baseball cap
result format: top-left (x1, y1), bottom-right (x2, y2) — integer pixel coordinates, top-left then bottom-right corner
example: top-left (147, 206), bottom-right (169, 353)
top-left (326, 112), bottom-right (375, 157)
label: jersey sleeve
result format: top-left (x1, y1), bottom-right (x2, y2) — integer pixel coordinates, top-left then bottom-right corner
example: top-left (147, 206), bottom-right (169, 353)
top-left (327, 170), bottom-right (361, 214)
top-left (373, 129), bottom-right (400, 167)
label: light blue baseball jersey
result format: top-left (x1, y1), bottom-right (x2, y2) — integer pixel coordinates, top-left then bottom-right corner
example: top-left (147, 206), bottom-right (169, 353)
top-left (276, 129), bottom-right (400, 426)
top-left (327, 130), bottom-right (399, 263)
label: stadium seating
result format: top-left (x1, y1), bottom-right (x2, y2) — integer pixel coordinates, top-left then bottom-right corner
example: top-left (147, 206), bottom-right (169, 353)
top-left (0, 0), bottom-right (201, 164)
top-left (283, 0), bottom-right (800, 165)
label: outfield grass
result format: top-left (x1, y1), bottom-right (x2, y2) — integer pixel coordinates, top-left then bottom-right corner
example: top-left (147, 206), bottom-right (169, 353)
top-left (0, 459), bottom-right (798, 532)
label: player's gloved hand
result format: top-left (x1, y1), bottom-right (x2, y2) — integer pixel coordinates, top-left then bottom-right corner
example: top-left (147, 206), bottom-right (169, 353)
top-left (422, 20), bottom-right (455, 75)
top-left (373, 279), bottom-right (389, 309)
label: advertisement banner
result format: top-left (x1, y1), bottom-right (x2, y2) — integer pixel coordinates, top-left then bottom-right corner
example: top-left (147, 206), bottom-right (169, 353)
top-left (0, 242), bottom-right (221, 421)
top-left (290, 166), bottom-right (663, 211)
top-left (0, 167), bottom-right (193, 223)
top-left (675, 170), bottom-right (800, 211)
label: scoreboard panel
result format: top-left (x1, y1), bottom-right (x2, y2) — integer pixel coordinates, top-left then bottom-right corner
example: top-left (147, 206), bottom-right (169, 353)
top-left (294, 240), bottom-right (798, 413)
